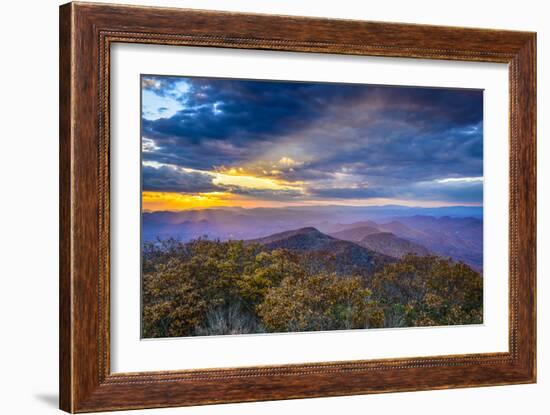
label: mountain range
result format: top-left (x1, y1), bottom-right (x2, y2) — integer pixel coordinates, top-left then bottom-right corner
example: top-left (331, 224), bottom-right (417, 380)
top-left (250, 227), bottom-right (395, 276)
top-left (142, 205), bottom-right (483, 271)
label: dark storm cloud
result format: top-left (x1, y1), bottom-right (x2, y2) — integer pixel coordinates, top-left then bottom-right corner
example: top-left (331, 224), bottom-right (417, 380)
top-left (141, 75), bottom-right (483, 204)
top-left (142, 165), bottom-right (221, 193)
top-left (296, 121), bottom-right (483, 184)
top-left (142, 76), bottom-right (365, 170)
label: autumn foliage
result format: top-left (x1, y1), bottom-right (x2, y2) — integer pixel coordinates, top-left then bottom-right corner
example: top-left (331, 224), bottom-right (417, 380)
top-left (370, 254), bottom-right (483, 327)
top-left (142, 239), bottom-right (482, 338)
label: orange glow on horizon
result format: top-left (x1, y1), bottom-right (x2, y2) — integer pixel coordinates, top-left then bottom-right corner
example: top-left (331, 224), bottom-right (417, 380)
top-left (142, 191), bottom-right (299, 211)
top-left (142, 191), bottom-right (480, 212)
top-left (142, 191), bottom-right (239, 211)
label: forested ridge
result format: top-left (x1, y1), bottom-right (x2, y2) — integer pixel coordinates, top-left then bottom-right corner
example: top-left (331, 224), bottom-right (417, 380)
top-left (142, 235), bottom-right (483, 338)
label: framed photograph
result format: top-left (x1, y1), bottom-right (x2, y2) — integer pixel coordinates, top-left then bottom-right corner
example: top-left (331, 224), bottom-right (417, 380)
top-left (59, 2), bottom-right (536, 412)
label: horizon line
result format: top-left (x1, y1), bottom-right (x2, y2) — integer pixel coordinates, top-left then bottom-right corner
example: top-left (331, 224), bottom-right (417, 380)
top-left (142, 203), bottom-right (483, 214)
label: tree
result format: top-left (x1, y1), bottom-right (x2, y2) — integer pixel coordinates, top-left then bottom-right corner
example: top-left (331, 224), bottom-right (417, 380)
top-left (370, 254), bottom-right (483, 327)
top-left (237, 249), bottom-right (305, 308)
top-left (257, 273), bottom-right (384, 332)
top-left (141, 240), bottom-right (482, 337)
top-left (142, 258), bottom-right (208, 338)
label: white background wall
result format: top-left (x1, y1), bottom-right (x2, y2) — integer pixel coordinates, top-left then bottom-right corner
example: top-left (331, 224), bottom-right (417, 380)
top-left (0, 0), bottom-right (547, 414)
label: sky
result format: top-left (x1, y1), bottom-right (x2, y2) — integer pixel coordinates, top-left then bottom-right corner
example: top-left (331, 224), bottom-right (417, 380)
top-left (141, 75), bottom-right (483, 211)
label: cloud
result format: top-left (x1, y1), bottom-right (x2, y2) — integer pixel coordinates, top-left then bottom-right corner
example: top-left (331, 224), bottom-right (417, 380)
top-left (409, 178), bottom-right (483, 203)
top-left (308, 178), bottom-right (483, 204)
top-left (141, 75), bottom-right (484, 205)
top-left (142, 161), bottom-right (305, 201)
top-left (436, 176), bottom-right (483, 184)
top-left (308, 187), bottom-right (391, 199)
top-left (142, 137), bottom-right (161, 153)
top-left (142, 164), bottom-right (221, 193)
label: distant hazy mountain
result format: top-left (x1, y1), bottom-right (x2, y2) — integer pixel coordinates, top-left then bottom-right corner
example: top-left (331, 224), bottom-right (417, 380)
top-left (379, 216), bottom-right (483, 271)
top-left (329, 224), bottom-right (384, 241)
top-left (357, 232), bottom-right (430, 258)
top-left (376, 220), bottom-right (428, 241)
top-left (142, 206), bottom-right (482, 271)
top-left (329, 223), bottom-right (430, 259)
top-left (250, 227), bottom-right (395, 276)
top-left (142, 219), bottom-right (216, 242)
top-left (143, 205), bottom-right (481, 241)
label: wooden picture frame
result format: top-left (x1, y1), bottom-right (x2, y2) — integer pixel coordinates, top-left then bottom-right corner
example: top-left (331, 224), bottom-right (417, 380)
top-left (59, 2), bottom-right (536, 412)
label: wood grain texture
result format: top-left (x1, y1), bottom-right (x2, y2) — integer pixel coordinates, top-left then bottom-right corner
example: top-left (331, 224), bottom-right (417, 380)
top-left (59, 3), bottom-right (73, 412)
top-left (59, 2), bottom-right (537, 412)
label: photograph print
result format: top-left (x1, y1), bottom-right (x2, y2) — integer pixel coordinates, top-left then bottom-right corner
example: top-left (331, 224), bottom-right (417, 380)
top-left (141, 75), bottom-right (484, 339)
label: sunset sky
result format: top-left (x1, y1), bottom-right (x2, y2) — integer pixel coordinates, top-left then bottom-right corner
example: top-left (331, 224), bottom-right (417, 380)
top-left (141, 75), bottom-right (483, 212)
